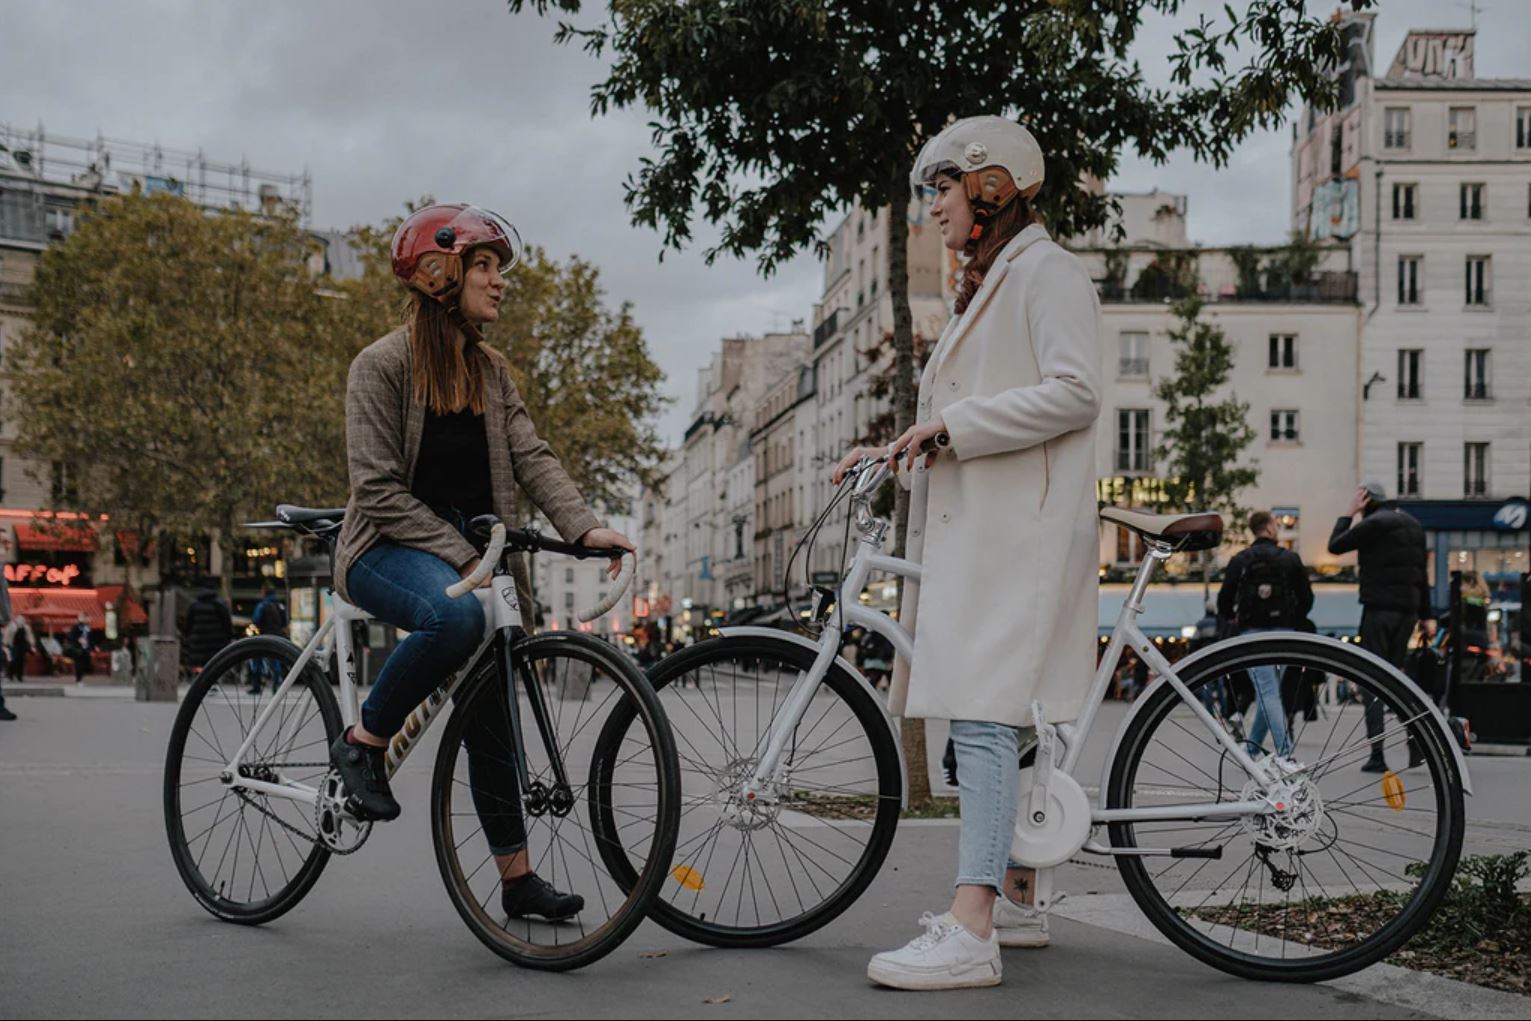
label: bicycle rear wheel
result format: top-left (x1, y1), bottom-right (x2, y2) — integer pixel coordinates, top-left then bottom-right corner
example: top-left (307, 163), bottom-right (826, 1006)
top-left (589, 635), bottom-right (903, 947)
top-left (1107, 635), bottom-right (1465, 982)
top-left (430, 631), bottom-right (679, 971)
top-left (163, 636), bottom-right (342, 924)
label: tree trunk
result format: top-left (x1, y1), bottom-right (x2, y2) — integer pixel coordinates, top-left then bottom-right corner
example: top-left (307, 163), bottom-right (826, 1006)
top-left (886, 188), bottom-right (931, 808)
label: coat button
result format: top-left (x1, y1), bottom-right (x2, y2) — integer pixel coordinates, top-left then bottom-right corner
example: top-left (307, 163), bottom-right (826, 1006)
top-left (941, 513), bottom-right (951, 523)
top-left (912, 528), bottom-right (921, 537)
top-left (949, 380), bottom-right (959, 390)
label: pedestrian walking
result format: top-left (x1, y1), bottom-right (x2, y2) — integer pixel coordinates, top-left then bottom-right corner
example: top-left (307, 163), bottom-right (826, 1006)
top-left (1216, 509), bottom-right (1313, 759)
top-left (1327, 480), bottom-right (1432, 772)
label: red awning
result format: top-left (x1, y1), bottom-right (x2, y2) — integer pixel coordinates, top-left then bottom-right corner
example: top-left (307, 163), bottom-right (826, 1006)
top-left (8, 587), bottom-right (146, 630)
top-left (14, 522), bottom-right (98, 552)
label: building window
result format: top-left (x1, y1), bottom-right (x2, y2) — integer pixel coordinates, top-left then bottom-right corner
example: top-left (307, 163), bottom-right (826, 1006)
top-left (1448, 107), bottom-right (1476, 150)
top-left (1118, 331), bottom-right (1149, 377)
top-left (1384, 107), bottom-right (1411, 150)
top-left (564, 591), bottom-right (575, 610)
top-left (1397, 349), bottom-right (1423, 399)
top-left (1268, 334), bottom-right (1298, 370)
top-left (1397, 442), bottom-right (1423, 497)
top-left (1392, 183), bottom-right (1417, 220)
top-left (1270, 410), bottom-right (1300, 443)
top-left (1518, 107), bottom-right (1531, 150)
top-left (1465, 349), bottom-right (1491, 400)
top-left (1115, 409), bottom-right (1152, 473)
top-left (1464, 443), bottom-right (1489, 497)
top-left (1398, 256), bottom-right (1421, 305)
top-left (1460, 183), bottom-right (1484, 220)
top-left (1465, 256), bottom-right (1490, 306)
top-left (565, 567), bottom-right (575, 584)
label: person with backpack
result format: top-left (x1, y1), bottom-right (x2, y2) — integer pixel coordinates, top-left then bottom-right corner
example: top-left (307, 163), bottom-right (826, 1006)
top-left (245, 584), bottom-right (289, 695)
top-left (1216, 510), bottom-right (1313, 759)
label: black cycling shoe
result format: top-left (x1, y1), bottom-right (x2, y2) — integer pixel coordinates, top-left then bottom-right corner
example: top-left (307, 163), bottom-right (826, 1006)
top-left (329, 727), bottom-right (401, 821)
top-left (1360, 755), bottom-right (1390, 774)
top-left (502, 872), bottom-right (584, 921)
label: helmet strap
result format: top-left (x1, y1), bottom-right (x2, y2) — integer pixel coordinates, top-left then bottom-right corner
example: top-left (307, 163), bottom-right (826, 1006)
top-left (445, 302), bottom-right (485, 348)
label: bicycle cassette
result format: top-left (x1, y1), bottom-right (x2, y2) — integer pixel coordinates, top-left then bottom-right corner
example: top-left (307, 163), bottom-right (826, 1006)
top-left (1009, 771), bottom-right (1091, 868)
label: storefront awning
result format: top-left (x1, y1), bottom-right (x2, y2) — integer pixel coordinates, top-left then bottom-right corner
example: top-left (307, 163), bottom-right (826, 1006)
top-left (1098, 583), bottom-right (1363, 638)
top-left (13, 522), bottom-right (98, 552)
top-left (8, 587), bottom-right (148, 630)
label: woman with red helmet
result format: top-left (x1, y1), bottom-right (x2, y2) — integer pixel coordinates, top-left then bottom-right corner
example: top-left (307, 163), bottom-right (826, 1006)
top-left (328, 203), bottom-right (635, 922)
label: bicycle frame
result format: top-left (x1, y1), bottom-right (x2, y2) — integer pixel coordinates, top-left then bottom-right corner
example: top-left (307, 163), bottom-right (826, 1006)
top-left (738, 510), bottom-right (1278, 827)
top-left (219, 573), bottom-right (526, 809)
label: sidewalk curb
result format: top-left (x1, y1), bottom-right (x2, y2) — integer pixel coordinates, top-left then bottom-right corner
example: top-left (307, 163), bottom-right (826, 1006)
top-left (1053, 892), bottom-right (1531, 1020)
top-left (1470, 744), bottom-right (1531, 758)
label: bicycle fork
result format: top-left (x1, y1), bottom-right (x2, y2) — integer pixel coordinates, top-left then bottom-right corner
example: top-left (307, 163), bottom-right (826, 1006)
top-left (741, 629), bottom-right (843, 805)
top-left (497, 632), bottom-right (576, 819)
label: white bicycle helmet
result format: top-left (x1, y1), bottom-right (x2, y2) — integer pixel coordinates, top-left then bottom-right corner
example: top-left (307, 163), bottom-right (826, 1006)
top-left (911, 116), bottom-right (1045, 239)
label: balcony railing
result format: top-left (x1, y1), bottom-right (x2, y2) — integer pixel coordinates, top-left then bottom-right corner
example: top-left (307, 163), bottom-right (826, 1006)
top-left (1099, 270), bottom-right (1358, 305)
top-left (813, 309), bottom-right (839, 348)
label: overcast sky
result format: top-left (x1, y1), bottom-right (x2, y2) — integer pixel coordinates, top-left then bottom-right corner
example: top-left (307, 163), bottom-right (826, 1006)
top-left (2, 0), bottom-right (1520, 445)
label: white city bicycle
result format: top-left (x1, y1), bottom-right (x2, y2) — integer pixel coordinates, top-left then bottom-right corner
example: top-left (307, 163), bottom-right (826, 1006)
top-left (163, 506), bottom-right (680, 971)
top-left (592, 446), bottom-right (1470, 982)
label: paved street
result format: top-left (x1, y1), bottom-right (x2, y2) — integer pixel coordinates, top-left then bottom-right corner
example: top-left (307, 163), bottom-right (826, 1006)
top-left (4, 687), bottom-right (1529, 1018)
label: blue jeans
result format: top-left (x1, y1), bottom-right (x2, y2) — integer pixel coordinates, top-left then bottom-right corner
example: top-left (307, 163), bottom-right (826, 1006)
top-left (346, 523), bottom-right (527, 855)
top-left (951, 719), bottom-right (1030, 893)
top-left (1242, 627), bottom-right (1293, 758)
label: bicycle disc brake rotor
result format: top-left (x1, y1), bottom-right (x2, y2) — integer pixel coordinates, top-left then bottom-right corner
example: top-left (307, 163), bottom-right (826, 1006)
top-left (314, 770), bottom-right (373, 853)
top-left (1238, 770), bottom-right (1324, 852)
top-left (714, 757), bottom-right (781, 831)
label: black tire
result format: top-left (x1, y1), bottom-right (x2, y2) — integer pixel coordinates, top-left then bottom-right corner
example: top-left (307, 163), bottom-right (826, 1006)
top-left (430, 631), bottom-right (680, 971)
top-left (590, 635), bottom-right (903, 948)
top-left (164, 635), bottom-right (342, 925)
top-left (1107, 635), bottom-right (1466, 983)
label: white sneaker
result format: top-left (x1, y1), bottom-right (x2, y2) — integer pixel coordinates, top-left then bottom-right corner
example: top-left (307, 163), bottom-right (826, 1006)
top-left (866, 912), bottom-right (1002, 990)
top-left (993, 896), bottom-right (1050, 948)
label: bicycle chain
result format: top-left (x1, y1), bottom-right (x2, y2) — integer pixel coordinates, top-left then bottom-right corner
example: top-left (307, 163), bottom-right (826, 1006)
top-left (231, 763), bottom-right (371, 856)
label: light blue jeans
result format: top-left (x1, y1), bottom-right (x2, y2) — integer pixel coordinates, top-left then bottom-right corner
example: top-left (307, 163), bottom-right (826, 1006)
top-left (951, 719), bottom-right (1032, 893)
top-left (1242, 627), bottom-right (1293, 758)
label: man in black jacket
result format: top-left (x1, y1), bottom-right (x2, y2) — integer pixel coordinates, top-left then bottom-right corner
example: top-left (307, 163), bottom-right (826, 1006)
top-left (1328, 480), bottom-right (1432, 772)
top-left (1218, 510), bottom-right (1314, 758)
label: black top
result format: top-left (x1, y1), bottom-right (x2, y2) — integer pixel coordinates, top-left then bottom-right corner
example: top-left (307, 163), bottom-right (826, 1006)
top-left (411, 407), bottom-right (494, 521)
top-left (1217, 536), bottom-right (1315, 632)
top-left (1327, 503), bottom-right (1431, 617)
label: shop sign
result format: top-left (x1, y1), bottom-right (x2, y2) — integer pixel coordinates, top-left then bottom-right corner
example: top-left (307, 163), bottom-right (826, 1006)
top-left (1492, 499), bottom-right (1529, 531)
top-left (4, 562), bottom-right (81, 586)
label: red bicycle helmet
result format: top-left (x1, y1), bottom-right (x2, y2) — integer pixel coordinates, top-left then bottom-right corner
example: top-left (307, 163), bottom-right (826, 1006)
top-left (390, 204), bottom-right (522, 302)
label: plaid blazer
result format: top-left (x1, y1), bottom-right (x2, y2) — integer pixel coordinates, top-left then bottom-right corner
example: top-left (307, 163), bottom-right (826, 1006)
top-left (332, 327), bottom-right (601, 609)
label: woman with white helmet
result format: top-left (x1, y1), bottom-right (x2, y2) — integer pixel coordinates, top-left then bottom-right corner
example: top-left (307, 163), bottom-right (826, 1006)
top-left (833, 116), bottom-right (1103, 990)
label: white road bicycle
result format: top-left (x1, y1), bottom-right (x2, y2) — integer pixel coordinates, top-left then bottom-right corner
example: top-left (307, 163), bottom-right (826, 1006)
top-left (163, 506), bottom-right (680, 971)
top-left (591, 445), bottom-right (1470, 983)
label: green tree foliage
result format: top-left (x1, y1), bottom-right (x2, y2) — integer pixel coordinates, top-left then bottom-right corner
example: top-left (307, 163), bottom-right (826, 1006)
top-left (1153, 295), bottom-right (1259, 592)
top-left (511, 0), bottom-right (1370, 797)
top-left (9, 192), bottom-right (350, 598)
top-left (11, 193), bottom-right (666, 602)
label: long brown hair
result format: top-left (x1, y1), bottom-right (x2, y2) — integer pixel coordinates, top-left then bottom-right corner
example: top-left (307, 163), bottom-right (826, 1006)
top-left (404, 292), bottom-right (506, 416)
top-left (953, 193), bottom-right (1035, 315)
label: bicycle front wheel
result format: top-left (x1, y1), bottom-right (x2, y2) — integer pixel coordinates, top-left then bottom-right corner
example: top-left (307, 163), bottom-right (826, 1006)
top-left (590, 635), bottom-right (904, 947)
top-left (1107, 634), bottom-right (1465, 983)
top-left (163, 636), bottom-right (342, 925)
top-left (430, 631), bottom-right (679, 971)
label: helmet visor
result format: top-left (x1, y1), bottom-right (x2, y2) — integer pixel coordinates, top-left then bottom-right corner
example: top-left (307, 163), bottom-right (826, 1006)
top-left (448, 205), bottom-right (522, 275)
